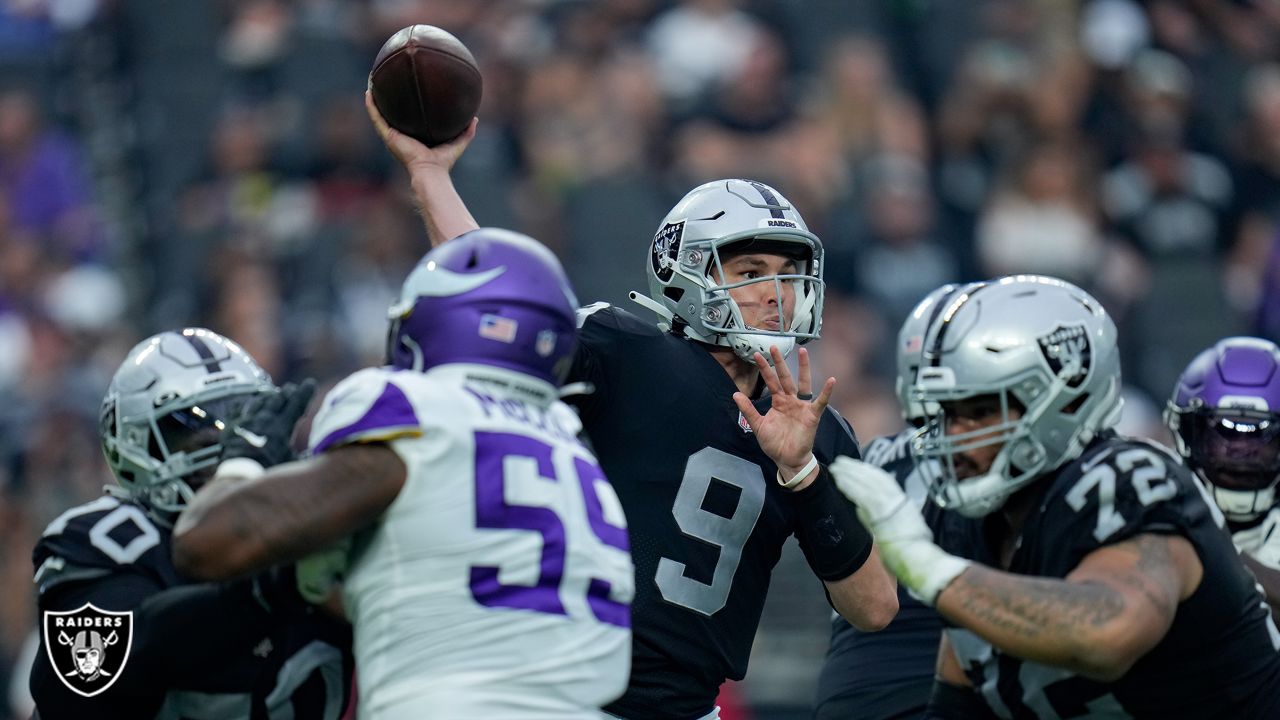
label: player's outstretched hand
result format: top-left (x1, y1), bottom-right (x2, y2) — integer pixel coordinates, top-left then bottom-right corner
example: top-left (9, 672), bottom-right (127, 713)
top-left (829, 456), bottom-right (970, 605)
top-left (221, 379), bottom-right (317, 469)
top-left (733, 346), bottom-right (835, 475)
top-left (365, 88), bottom-right (476, 176)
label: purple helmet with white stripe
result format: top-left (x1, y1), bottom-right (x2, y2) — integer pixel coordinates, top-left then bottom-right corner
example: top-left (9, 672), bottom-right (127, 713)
top-left (386, 228), bottom-right (579, 385)
top-left (1167, 337), bottom-right (1280, 521)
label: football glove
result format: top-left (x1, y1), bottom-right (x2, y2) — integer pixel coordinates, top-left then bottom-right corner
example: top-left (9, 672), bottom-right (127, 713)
top-left (829, 455), bottom-right (971, 605)
top-left (295, 537), bottom-right (351, 605)
top-left (220, 379), bottom-right (317, 469)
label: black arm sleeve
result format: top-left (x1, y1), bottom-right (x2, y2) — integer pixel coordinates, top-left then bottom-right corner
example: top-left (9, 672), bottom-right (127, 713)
top-left (923, 680), bottom-right (999, 720)
top-left (794, 465), bottom-right (874, 581)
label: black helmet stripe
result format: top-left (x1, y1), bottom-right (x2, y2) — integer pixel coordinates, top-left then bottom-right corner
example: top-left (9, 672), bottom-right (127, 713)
top-left (181, 334), bottom-right (224, 373)
top-left (928, 282), bottom-right (989, 367)
top-left (747, 180), bottom-right (786, 219)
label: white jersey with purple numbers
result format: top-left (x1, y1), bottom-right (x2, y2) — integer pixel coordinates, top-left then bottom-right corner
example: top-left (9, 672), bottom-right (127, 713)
top-left (308, 363), bottom-right (634, 720)
top-left (1234, 505), bottom-right (1280, 569)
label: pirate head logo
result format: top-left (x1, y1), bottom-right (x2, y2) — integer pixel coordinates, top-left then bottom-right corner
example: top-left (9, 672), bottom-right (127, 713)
top-left (43, 604), bottom-right (132, 697)
top-left (651, 221), bottom-right (684, 283)
top-left (1037, 324), bottom-right (1091, 388)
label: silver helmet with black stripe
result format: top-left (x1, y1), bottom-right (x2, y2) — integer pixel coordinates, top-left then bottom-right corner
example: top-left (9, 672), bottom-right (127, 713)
top-left (638, 179), bottom-right (824, 362)
top-left (912, 275), bottom-right (1123, 517)
top-left (99, 328), bottom-right (275, 522)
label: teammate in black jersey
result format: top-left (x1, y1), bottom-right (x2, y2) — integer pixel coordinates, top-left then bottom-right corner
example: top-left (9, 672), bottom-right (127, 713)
top-left (815, 283), bottom-right (974, 720)
top-left (365, 95), bottom-right (897, 720)
top-left (29, 329), bottom-right (351, 720)
top-left (832, 276), bottom-right (1280, 719)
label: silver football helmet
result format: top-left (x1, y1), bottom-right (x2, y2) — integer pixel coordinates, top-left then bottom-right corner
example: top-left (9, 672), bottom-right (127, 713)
top-left (896, 283), bottom-right (974, 424)
top-left (634, 179), bottom-right (824, 362)
top-left (912, 276), bottom-right (1123, 517)
top-left (99, 329), bottom-right (275, 522)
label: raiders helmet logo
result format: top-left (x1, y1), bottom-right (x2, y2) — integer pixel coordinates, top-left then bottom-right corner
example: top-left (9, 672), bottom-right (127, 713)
top-left (651, 221), bottom-right (684, 283)
top-left (43, 604), bottom-right (133, 697)
top-left (1037, 324), bottom-right (1091, 388)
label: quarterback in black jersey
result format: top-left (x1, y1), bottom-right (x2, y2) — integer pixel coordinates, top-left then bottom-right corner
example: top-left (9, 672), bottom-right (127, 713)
top-left (365, 95), bottom-right (897, 719)
top-left (29, 329), bottom-right (352, 720)
top-left (832, 276), bottom-right (1280, 719)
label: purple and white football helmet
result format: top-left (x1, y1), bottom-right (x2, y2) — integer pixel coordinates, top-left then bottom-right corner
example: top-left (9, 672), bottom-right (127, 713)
top-left (1167, 337), bottom-right (1280, 522)
top-left (386, 228), bottom-right (579, 385)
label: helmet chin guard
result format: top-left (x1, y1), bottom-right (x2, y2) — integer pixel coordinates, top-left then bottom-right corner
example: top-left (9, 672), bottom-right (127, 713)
top-left (634, 179), bottom-right (824, 364)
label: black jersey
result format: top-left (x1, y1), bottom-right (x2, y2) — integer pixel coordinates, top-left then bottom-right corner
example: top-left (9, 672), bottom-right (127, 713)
top-left (937, 432), bottom-right (1280, 719)
top-left (815, 429), bottom-right (944, 720)
top-left (30, 494), bottom-right (352, 720)
top-left (570, 304), bottom-right (864, 719)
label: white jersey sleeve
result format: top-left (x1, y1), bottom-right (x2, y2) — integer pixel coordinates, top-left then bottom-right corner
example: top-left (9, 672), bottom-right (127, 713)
top-left (1235, 506), bottom-right (1280, 569)
top-left (308, 368), bottom-right (424, 455)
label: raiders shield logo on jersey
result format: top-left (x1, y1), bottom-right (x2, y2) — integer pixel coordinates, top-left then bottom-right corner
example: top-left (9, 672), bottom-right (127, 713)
top-left (43, 604), bottom-right (133, 697)
top-left (1037, 324), bottom-right (1091, 388)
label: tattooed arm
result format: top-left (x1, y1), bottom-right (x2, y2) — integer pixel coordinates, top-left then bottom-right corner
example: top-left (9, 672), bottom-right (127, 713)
top-left (933, 533), bottom-right (1203, 681)
top-left (173, 444), bottom-right (407, 580)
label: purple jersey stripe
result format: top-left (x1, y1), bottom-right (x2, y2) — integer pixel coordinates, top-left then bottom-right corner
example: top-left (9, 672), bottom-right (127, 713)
top-left (312, 380), bottom-right (420, 454)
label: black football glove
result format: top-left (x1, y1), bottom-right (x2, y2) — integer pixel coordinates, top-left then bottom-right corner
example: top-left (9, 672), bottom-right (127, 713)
top-left (220, 379), bottom-right (317, 469)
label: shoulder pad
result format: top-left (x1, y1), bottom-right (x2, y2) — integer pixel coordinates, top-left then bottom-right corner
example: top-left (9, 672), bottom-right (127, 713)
top-left (1041, 438), bottom-right (1206, 559)
top-left (577, 303), bottom-right (665, 339)
top-left (33, 496), bottom-right (171, 594)
top-left (862, 430), bottom-right (913, 470)
top-left (309, 368), bottom-right (423, 454)
top-left (813, 406), bottom-right (860, 464)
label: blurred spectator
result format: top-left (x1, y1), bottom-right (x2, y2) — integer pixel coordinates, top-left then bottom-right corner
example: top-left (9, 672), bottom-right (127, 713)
top-left (0, 88), bottom-right (104, 266)
top-left (837, 154), bottom-right (957, 371)
top-left (646, 0), bottom-right (760, 108)
top-left (976, 138), bottom-right (1104, 285)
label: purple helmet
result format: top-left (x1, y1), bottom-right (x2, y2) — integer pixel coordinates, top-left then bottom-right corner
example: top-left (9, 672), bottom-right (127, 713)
top-left (1166, 336), bottom-right (1280, 522)
top-left (386, 228), bottom-right (579, 385)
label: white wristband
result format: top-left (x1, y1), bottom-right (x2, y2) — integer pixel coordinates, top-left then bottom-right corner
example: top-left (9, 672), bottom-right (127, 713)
top-left (214, 457), bottom-right (266, 482)
top-left (777, 454), bottom-right (820, 490)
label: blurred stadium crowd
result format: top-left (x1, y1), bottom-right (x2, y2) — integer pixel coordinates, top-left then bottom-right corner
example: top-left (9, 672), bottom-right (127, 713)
top-left (2, 0), bottom-right (1280, 717)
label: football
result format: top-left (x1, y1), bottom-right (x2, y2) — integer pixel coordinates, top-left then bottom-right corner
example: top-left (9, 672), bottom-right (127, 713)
top-left (369, 25), bottom-right (482, 147)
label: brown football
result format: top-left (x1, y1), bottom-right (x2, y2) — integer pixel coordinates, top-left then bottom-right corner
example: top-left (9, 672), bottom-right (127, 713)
top-left (369, 25), bottom-right (482, 147)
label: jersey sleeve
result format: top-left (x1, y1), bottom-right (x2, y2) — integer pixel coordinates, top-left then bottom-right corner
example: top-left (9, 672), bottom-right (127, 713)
top-left (308, 368), bottom-right (423, 454)
top-left (33, 496), bottom-right (175, 600)
top-left (566, 303), bottom-right (618, 417)
top-left (1039, 440), bottom-right (1211, 575)
top-left (813, 406), bottom-right (861, 465)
